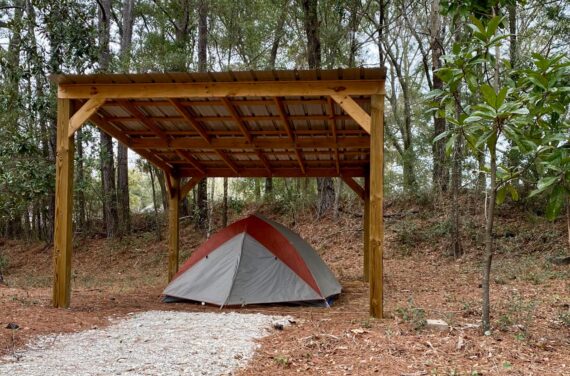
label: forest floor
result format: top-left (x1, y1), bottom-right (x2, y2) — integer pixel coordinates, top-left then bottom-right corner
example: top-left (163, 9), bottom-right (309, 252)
top-left (1, 196), bottom-right (569, 375)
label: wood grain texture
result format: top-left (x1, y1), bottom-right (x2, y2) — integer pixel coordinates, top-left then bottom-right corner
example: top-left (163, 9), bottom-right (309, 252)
top-left (58, 80), bottom-right (385, 99)
top-left (167, 175), bottom-right (180, 282)
top-left (330, 94), bottom-right (371, 134)
top-left (363, 173), bottom-right (370, 283)
top-left (341, 176), bottom-right (365, 200)
top-left (68, 97), bottom-right (106, 135)
top-left (53, 99), bottom-right (75, 308)
top-left (369, 94), bottom-right (384, 318)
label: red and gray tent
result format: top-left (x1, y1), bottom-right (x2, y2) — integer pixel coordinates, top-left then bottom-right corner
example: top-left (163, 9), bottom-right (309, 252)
top-left (163, 214), bottom-right (341, 307)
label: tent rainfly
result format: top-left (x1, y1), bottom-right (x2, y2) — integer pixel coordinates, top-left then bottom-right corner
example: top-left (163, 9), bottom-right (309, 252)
top-left (163, 214), bottom-right (342, 307)
top-left (50, 68), bottom-right (386, 317)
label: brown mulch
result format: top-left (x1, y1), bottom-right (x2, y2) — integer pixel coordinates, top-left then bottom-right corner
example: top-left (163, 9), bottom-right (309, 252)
top-left (1, 203), bottom-right (569, 375)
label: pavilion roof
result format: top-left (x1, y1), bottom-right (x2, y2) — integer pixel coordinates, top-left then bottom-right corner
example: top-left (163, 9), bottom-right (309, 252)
top-left (51, 67), bottom-right (386, 178)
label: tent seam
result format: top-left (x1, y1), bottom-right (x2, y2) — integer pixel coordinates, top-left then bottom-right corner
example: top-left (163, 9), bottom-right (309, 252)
top-left (221, 232), bottom-right (246, 307)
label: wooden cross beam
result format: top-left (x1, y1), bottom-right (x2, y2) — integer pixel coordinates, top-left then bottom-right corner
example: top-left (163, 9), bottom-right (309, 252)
top-left (330, 94), bottom-right (371, 134)
top-left (129, 136), bottom-right (369, 150)
top-left (326, 97), bottom-right (340, 174)
top-left (180, 176), bottom-right (204, 200)
top-left (58, 80), bottom-right (385, 99)
top-left (341, 176), bottom-right (365, 200)
top-left (69, 97), bottom-right (106, 136)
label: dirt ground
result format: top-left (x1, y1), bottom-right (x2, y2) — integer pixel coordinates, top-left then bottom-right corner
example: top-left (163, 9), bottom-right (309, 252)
top-left (1, 202), bottom-right (569, 375)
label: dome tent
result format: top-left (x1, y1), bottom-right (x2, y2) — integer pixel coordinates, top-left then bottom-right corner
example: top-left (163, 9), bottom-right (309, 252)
top-left (163, 214), bottom-right (341, 307)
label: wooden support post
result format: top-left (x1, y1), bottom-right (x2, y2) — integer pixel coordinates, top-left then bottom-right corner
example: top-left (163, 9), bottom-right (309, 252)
top-left (369, 94), bottom-right (384, 318)
top-left (53, 98), bottom-right (75, 308)
top-left (167, 175), bottom-right (180, 282)
top-left (363, 173), bottom-right (370, 283)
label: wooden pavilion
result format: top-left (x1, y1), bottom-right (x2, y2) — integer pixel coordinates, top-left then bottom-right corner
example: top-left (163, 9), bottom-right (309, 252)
top-left (50, 68), bottom-right (386, 317)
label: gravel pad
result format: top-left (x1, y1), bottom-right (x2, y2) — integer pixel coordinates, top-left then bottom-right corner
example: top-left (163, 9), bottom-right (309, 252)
top-left (1, 311), bottom-right (289, 376)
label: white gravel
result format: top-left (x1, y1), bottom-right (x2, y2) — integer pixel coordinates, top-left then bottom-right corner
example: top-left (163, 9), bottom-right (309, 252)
top-left (0, 311), bottom-right (290, 376)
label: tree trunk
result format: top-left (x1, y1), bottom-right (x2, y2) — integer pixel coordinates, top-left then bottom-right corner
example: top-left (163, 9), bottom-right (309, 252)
top-left (302, 0), bottom-right (335, 215)
top-left (450, 102), bottom-right (463, 258)
top-left (482, 148), bottom-right (496, 333)
top-left (431, 0), bottom-right (448, 193)
top-left (97, 0), bottom-right (118, 238)
top-left (196, 0), bottom-right (209, 232)
top-left (116, 0), bottom-right (135, 236)
top-left (508, 3), bottom-right (517, 68)
top-left (222, 178), bottom-right (228, 227)
top-left (265, 177), bottom-right (273, 198)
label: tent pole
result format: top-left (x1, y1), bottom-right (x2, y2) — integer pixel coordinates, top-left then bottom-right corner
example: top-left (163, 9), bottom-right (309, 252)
top-left (369, 94), bottom-right (384, 319)
top-left (53, 98), bottom-right (75, 308)
top-left (168, 175), bottom-right (180, 282)
top-left (363, 172), bottom-right (370, 282)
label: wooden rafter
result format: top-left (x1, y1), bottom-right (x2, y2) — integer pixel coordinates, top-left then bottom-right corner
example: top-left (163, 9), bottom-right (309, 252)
top-left (330, 94), bottom-right (371, 134)
top-left (273, 97), bottom-right (305, 174)
top-left (89, 114), bottom-right (173, 175)
top-left (58, 80), bottom-right (385, 99)
top-left (222, 97), bottom-right (270, 174)
top-left (326, 97), bottom-right (340, 174)
top-left (175, 150), bottom-right (206, 175)
top-left (169, 99), bottom-right (210, 142)
top-left (221, 97), bottom-right (253, 143)
top-left (117, 100), bottom-right (170, 141)
top-left (169, 98), bottom-right (238, 173)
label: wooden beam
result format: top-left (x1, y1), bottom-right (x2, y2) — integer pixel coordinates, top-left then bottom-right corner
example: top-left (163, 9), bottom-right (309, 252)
top-left (363, 172), bottom-right (370, 283)
top-left (180, 176), bottom-right (203, 200)
top-left (53, 98), bottom-right (75, 308)
top-left (169, 99), bottom-right (211, 142)
top-left (221, 97), bottom-right (253, 143)
top-left (175, 150), bottom-right (206, 175)
top-left (331, 94), bottom-right (371, 134)
top-left (117, 100), bottom-right (170, 141)
top-left (255, 150), bottom-right (272, 174)
top-left (178, 167), bottom-right (366, 178)
top-left (369, 94), bottom-right (384, 319)
top-left (215, 150), bottom-right (239, 174)
top-left (88, 114), bottom-right (173, 175)
top-left (326, 97), bottom-right (340, 174)
top-left (103, 114), bottom-right (356, 123)
top-left (68, 97), bottom-right (106, 136)
top-left (341, 176), bottom-right (365, 200)
top-left (167, 175), bottom-right (180, 282)
top-left (273, 97), bottom-right (305, 174)
top-left (58, 80), bottom-right (385, 99)
top-left (273, 98), bottom-right (294, 141)
top-left (129, 136), bottom-right (370, 150)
